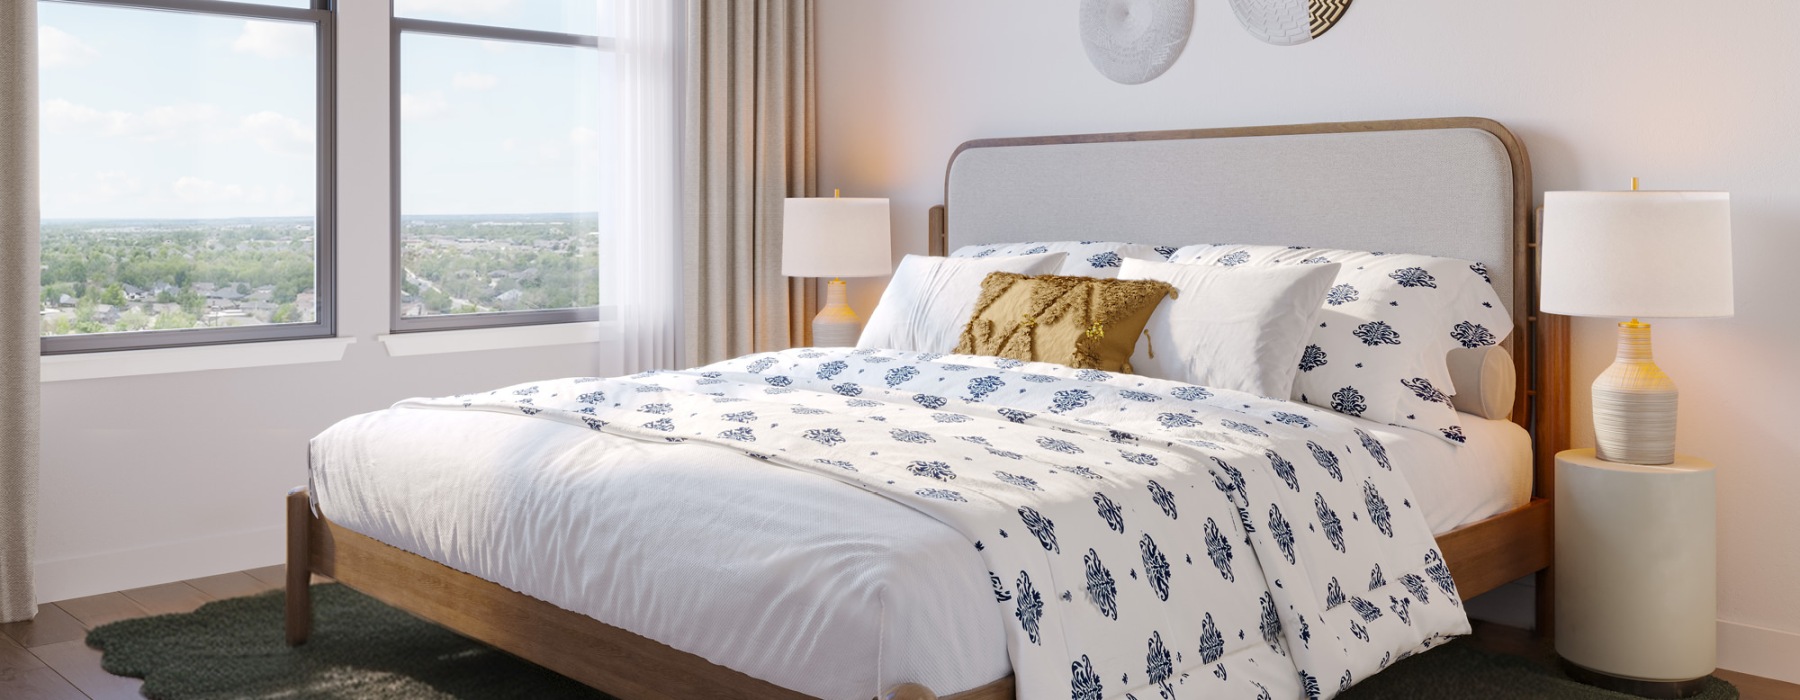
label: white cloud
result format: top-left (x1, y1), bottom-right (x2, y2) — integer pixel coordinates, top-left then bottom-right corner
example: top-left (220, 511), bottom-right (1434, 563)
top-left (393, 0), bottom-right (519, 19)
top-left (173, 177), bottom-right (247, 204)
top-left (452, 72), bottom-right (500, 91)
top-left (232, 20), bottom-right (312, 59)
top-left (39, 26), bottom-right (98, 69)
top-left (91, 171), bottom-right (142, 199)
top-left (238, 111), bottom-right (315, 157)
top-left (42, 99), bottom-right (225, 142)
top-left (400, 92), bottom-right (449, 121)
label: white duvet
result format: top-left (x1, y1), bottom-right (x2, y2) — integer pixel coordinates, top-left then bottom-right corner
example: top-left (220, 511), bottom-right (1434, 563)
top-left (318, 348), bottom-right (1472, 699)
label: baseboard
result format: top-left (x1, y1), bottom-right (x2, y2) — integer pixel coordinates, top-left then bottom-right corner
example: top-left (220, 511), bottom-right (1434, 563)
top-left (34, 526), bottom-right (284, 604)
top-left (1718, 619), bottom-right (1800, 685)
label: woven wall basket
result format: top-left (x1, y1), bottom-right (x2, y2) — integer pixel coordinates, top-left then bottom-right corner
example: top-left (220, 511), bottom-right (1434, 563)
top-left (1079, 0), bottom-right (1195, 85)
top-left (1229, 0), bottom-right (1352, 46)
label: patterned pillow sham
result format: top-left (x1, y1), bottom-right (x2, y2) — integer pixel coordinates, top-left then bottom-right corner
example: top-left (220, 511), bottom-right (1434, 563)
top-left (954, 272), bottom-right (1176, 372)
top-left (949, 241), bottom-right (1172, 278)
top-left (1169, 244), bottom-right (1511, 443)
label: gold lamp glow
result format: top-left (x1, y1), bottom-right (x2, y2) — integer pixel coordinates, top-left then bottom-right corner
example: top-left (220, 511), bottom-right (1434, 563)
top-left (1539, 184), bottom-right (1733, 465)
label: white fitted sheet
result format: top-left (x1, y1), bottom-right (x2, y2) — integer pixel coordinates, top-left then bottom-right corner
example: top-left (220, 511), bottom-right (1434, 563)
top-left (308, 407), bottom-right (1530, 699)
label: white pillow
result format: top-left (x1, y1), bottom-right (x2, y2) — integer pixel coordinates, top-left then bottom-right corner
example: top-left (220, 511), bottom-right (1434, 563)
top-left (1448, 345), bottom-right (1516, 420)
top-left (1170, 244), bottom-right (1512, 443)
top-left (857, 253), bottom-right (1067, 352)
top-left (1119, 258), bottom-right (1340, 398)
top-left (949, 241), bottom-right (1171, 278)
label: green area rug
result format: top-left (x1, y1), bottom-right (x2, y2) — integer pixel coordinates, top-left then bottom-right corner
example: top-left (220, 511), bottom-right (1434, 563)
top-left (89, 584), bottom-right (1737, 699)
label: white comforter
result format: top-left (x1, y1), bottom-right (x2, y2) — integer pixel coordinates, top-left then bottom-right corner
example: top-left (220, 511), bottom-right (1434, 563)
top-left (387, 348), bottom-right (1468, 700)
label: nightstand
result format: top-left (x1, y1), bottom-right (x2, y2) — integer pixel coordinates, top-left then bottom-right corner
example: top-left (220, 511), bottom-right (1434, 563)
top-left (1555, 448), bottom-right (1717, 698)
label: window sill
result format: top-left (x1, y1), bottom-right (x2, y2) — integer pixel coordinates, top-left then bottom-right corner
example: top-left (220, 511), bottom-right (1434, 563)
top-left (379, 321), bottom-right (601, 357)
top-left (41, 337), bottom-right (357, 383)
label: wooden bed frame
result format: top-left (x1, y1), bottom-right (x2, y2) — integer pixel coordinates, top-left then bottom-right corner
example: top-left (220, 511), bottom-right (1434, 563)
top-left (286, 118), bottom-right (1569, 700)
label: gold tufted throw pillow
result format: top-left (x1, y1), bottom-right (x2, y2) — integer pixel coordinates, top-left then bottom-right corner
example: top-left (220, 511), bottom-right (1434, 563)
top-left (955, 272), bottom-right (1176, 372)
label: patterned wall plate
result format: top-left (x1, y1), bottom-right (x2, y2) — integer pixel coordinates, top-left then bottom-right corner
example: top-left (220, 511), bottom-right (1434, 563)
top-left (1078, 0), bottom-right (1195, 85)
top-left (1229, 0), bottom-right (1352, 46)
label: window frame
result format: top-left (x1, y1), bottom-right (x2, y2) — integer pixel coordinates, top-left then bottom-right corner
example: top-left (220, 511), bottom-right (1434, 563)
top-left (37, 0), bottom-right (338, 355)
top-left (389, 14), bottom-right (612, 334)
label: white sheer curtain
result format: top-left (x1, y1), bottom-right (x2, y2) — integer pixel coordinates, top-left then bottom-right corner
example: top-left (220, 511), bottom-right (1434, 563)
top-left (602, 0), bottom-right (683, 376)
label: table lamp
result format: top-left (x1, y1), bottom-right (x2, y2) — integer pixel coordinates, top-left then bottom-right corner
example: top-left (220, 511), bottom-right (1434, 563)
top-left (782, 193), bottom-right (893, 347)
top-left (1540, 182), bottom-right (1733, 465)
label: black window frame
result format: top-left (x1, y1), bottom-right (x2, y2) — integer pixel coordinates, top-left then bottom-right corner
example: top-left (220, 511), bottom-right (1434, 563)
top-left (37, 0), bottom-right (338, 355)
top-left (389, 13), bottom-right (612, 334)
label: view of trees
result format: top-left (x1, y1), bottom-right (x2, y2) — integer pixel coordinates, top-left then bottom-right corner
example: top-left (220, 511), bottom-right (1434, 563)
top-left (39, 213), bottom-right (599, 337)
top-left (399, 213), bottom-right (600, 317)
top-left (39, 218), bottom-right (317, 336)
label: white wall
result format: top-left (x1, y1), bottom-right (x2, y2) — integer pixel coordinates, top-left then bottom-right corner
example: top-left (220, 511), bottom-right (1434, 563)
top-left (33, 1), bottom-right (601, 602)
top-left (816, 0), bottom-right (1800, 682)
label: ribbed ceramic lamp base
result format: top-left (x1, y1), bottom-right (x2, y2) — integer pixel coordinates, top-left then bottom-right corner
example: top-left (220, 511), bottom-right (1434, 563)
top-left (1592, 321), bottom-right (1677, 466)
top-left (810, 279), bottom-right (861, 348)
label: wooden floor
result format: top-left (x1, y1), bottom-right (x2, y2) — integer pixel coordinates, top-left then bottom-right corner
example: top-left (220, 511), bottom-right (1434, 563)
top-left (1, 570), bottom-right (1794, 700)
top-left (0, 566), bottom-right (328, 700)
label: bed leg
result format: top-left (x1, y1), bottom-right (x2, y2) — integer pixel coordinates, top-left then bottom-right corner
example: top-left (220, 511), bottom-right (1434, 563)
top-left (286, 487), bottom-right (313, 646)
top-left (882, 682), bottom-right (938, 700)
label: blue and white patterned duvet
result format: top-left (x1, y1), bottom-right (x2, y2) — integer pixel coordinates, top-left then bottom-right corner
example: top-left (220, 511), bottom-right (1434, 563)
top-left (401, 348), bottom-right (1468, 700)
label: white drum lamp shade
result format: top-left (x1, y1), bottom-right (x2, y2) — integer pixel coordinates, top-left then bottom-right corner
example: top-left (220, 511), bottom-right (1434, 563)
top-left (782, 197), bottom-right (893, 347)
top-left (1540, 190), bottom-right (1733, 465)
top-left (1541, 191), bottom-right (1734, 319)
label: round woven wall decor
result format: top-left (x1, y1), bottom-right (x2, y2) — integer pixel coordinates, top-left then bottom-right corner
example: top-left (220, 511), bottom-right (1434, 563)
top-left (1078, 0), bottom-right (1195, 85)
top-left (1229, 0), bottom-right (1352, 46)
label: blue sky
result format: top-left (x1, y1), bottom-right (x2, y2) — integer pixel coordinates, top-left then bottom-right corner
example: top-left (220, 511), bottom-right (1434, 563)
top-left (38, 0), bottom-right (608, 220)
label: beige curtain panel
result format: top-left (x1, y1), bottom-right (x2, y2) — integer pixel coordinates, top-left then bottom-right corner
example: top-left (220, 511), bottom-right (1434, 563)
top-left (682, 0), bottom-right (819, 368)
top-left (0, 0), bottom-right (41, 623)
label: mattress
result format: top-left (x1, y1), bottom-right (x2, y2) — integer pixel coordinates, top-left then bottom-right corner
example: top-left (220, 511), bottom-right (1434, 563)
top-left (308, 405), bottom-right (1530, 699)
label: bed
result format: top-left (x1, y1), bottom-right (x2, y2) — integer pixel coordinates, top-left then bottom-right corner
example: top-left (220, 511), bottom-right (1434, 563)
top-left (287, 117), bottom-right (1570, 700)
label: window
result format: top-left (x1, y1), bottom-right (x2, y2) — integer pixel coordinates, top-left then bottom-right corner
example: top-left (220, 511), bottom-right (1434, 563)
top-left (37, 0), bottom-right (335, 354)
top-left (392, 2), bottom-right (612, 332)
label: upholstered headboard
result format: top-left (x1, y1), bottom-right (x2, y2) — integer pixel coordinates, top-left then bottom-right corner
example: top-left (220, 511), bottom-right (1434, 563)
top-left (927, 118), bottom-right (1548, 439)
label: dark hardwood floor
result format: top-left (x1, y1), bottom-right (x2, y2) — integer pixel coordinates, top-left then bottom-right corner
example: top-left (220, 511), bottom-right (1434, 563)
top-left (0, 566), bottom-right (323, 700)
top-left (0, 572), bottom-right (1794, 699)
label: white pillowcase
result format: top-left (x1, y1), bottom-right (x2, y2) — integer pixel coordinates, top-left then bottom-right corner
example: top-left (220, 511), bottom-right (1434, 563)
top-left (857, 253), bottom-right (1067, 352)
top-left (1170, 244), bottom-right (1512, 443)
top-left (1119, 258), bottom-right (1340, 399)
top-left (949, 241), bottom-right (1171, 278)
top-left (1447, 345), bottom-right (1516, 420)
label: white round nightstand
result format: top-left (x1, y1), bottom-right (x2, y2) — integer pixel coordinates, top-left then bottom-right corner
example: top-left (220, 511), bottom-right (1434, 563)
top-left (1555, 448), bottom-right (1717, 698)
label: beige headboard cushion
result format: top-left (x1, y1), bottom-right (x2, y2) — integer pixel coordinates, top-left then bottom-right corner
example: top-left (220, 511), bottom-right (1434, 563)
top-left (942, 121), bottom-right (1523, 318)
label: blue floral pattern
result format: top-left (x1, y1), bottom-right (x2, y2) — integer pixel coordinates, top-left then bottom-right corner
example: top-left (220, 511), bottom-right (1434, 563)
top-left (1298, 345), bottom-right (1328, 373)
top-left (1352, 321), bottom-right (1402, 346)
top-left (1147, 480), bottom-right (1178, 518)
top-left (1164, 244), bottom-right (1512, 445)
top-left (1308, 441), bottom-right (1343, 482)
top-left (1387, 267), bottom-right (1437, 289)
top-left (1450, 321), bottom-right (1497, 348)
top-left (908, 460), bottom-right (955, 481)
top-left (1141, 533), bottom-right (1173, 600)
top-left (1084, 549), bottom-right (1119, 620)
top-left (1331, 387), bottom-right (1367, 416)
top-left (1094, 493), bottom-right (1125, 533)
top-left (404, 346), bottom-right (1472, 699)
top-left (1020, 506), bottom-right (1060, 554)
